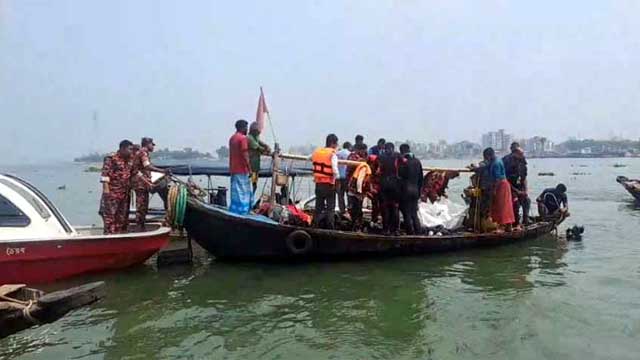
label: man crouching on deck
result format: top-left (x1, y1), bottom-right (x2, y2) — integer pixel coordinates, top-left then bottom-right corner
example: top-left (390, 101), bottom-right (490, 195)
top-left (311, 134), bottom-right (339, 229)
top-left (100, 140), bottom-right (134, 234)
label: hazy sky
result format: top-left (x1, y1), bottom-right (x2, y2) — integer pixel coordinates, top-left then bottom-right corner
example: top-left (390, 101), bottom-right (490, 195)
top-left (1, 0), bottom-right (640, 164)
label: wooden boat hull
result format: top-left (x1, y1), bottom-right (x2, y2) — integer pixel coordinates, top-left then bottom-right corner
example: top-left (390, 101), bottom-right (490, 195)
top-left (617, 176), bottom-right (640, 202)
top-left (0, 227), bottom-right (170, 285)
top-left (0, 282), bottom-right (105, 339)
top-left (185, 199), bottom-right (561, 260)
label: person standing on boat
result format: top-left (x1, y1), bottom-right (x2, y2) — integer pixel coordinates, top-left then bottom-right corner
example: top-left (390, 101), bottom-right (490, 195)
top-left (347, 146), bottom-right (369, 231)
top-left (311, 134), bottom-right (340, 229)
top-left (369, 138), bottom-right (386, 156)
top-left (503, 142), bottom-right (530, 226)
top-left (247, 121), bottom-right (272, 193)
top-left (132, 137), bottom-right (168, 230)
top-left (229, 120), bottom-right (253, 215)
top-left (398, 144), bottom-right (424, 235)
top-left (378, 142), bottom-right (401, 235)
top-left (336, 141), bottom-right (352, 215)
top-left (100, 140), bottom-right (135, 234)
top-left (485, 147), bottom-right (515, 232)
top-left (353, 135), bottom-right (367, 153)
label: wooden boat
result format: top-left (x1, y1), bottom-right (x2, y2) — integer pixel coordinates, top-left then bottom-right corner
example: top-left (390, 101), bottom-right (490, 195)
top-left (184, 198), bottom-right (564, 260)
top-left (616, 176), bottom-right (640, 202)
top-left (0, 281), bottom-right (105, 339)
top-left (0, 174), bottom-right (171, 284)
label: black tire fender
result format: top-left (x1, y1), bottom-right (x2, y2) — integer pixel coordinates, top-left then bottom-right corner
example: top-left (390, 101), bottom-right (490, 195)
top-left (285, 230), bottom-right (314, 255)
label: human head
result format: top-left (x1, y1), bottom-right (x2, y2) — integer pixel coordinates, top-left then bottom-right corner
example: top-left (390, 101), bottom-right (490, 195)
top-left (556, 183), bottom-right (567, 193)
top-left (399, 143), bottom-right (411, 155)
top-left (355, 135), bottom-right (364, 145)
top-left (510, 142), bottom-right (521, 153)
top-left (249, 121), bottom-right (261, 135)
top-left (119, 139), bottom-right (134, 159)
top-left (141, 137), bottom-right (155, 152)
top-left (384, 142), bottom-right (395, 153)
top-left (483, 147), bottom-right (495, 161)
top-left (326, 133), bottom-right (339, 148)
top-left (235, 119), bottom-right (249, 135)
top-left (343, 141), bottom-right (352, 150)
top-left (377, 138), bottom-right (386, 147)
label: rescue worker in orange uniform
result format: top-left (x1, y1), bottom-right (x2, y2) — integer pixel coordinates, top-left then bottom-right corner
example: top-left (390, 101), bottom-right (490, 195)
top-left (310, 134), bottom-right (340, 229)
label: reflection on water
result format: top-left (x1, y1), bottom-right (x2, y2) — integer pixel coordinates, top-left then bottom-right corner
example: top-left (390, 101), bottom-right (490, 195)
top-left (2, 236), bottom-right (568, 359)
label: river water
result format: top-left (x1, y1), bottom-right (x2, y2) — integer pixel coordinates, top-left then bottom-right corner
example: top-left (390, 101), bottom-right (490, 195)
top-left (1, 158), bottom-right (639, 359)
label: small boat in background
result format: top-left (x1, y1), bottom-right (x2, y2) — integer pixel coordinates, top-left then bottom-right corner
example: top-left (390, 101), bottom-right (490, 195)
top-left (0, 174), bottom-right (171, 285)
top-left (0, 281), bottom-right (105, 339)
top-left (617, 176), bottom-right (640, 203)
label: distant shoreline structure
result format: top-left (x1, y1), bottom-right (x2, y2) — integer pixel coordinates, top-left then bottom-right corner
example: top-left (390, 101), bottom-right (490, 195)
top-left (73, 148), bottom-right (215, 163)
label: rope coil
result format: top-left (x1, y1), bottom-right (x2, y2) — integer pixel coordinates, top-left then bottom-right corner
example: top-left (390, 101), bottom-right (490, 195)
top-left (166, 184), bottom-right (188, 229)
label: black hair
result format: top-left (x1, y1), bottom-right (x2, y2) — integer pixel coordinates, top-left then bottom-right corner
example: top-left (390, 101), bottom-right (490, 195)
top-left (483, 147), bottom-right (495, 159)
top-left (355, 135), bottom-right (364, 143)
top-left (343, 141), bottom-right (352, 150)
top-left (399, 143), bottom-right (410, 154)
top-left (377, 138), bottom-right (386, 146)
top-left (384, 142), bottom-right (394, 151)
top-left (235, 119), bottom-right (248, 131)
top-left (119, 139), bottom-right (133, 149)
top-left (556, 183), bottom-right (567, 193)
top-left (326, 133), bottom-right (339, 147)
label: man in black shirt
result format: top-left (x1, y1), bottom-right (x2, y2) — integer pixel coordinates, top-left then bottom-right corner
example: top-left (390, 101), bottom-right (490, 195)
top-left (398, 144), bottom-right (424, 235)
top-left (537, 184), bottom-right (569, 218)
top-left (503, 142), bottom-right (531, 226)
top-left (378, 142), bottom-right (401, 235)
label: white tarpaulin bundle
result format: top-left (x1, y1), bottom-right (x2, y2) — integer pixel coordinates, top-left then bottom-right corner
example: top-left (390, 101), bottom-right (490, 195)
top-left (418, 198), bottom-right (467, 230)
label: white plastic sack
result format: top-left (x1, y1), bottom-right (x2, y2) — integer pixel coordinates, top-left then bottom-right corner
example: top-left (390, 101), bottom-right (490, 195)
top-left (418, 198), bottom-right (467, 230)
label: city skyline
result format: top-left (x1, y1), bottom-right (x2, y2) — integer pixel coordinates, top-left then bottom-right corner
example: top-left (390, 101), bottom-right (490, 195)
top-left (3, 1), bottom-right (640, 164)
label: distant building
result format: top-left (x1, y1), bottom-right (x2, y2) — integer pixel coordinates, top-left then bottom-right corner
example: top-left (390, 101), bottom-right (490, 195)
top-left (521, 136), bottom-right (553, 156)
top-left (481, 129), bottom-right (512, 153)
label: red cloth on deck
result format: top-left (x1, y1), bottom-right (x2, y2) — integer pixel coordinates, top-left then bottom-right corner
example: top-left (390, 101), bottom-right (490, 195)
top-left (491, 179), bottom-right (515, 225)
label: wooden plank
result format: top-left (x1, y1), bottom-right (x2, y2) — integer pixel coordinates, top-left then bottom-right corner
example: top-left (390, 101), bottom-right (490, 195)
top-left (0, 285), bottom-right (26, 298)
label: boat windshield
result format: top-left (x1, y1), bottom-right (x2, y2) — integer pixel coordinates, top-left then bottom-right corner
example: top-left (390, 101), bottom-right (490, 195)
top-left (0, 194), bottom-right (31, 227)
top-left (0, 178), bottom-right (51, 220)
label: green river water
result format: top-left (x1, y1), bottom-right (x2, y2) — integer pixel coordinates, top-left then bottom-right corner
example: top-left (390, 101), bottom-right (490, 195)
top-left (1, 158), bottom-right (639, 359)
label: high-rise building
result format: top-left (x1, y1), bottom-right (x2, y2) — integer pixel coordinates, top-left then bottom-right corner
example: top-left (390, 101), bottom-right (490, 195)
top-left (481, 129), bottom-right (512, 153)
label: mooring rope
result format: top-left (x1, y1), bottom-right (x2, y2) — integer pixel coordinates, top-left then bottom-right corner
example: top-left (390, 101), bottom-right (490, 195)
top-left (166, 184), bottom-right (188, 229)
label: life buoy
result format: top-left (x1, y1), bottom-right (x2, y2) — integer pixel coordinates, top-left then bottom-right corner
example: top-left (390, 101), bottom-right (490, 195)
top-left (285, 230), bottom-right (314, 255)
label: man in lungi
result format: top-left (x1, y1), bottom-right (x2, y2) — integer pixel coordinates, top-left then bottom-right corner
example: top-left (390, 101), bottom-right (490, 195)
top-left (228, 120), bottom-right (253, 215)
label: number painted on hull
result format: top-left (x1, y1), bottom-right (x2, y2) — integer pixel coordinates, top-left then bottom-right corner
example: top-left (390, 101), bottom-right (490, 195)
top-left (5, 247), bottom-right (26, 256)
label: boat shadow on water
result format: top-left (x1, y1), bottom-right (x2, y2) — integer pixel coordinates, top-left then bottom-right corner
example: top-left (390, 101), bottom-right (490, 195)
top-left (0, 234), bottom-right (572, 359)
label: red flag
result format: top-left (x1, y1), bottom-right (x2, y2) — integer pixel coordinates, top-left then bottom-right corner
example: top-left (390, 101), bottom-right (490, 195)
top-left (256, 87), bottom-right (269, 132)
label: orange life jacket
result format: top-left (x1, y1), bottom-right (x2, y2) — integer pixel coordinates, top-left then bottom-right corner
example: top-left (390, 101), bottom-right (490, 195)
top-left (311, 147), bottom-right (336, 184)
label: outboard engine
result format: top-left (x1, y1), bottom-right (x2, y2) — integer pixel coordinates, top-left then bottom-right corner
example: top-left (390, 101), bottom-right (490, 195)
top-left (566, 225), bottom-right (585, 241)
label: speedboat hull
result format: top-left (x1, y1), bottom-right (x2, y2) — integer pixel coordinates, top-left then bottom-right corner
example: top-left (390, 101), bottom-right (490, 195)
top-left (0, 226), bottom-right (170, 284)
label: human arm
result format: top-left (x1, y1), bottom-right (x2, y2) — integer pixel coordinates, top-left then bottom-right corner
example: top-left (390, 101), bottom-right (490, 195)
top-left (140, 151), bottom-right (169, 174)
top-left (258, 139), bottom-right (272, 155)
top-left (100, 156), bottom-right (112, 194)
top-left (242, 136), bottom-right (251, 171)
top-left (331, 153), bottom-right (339, 180)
